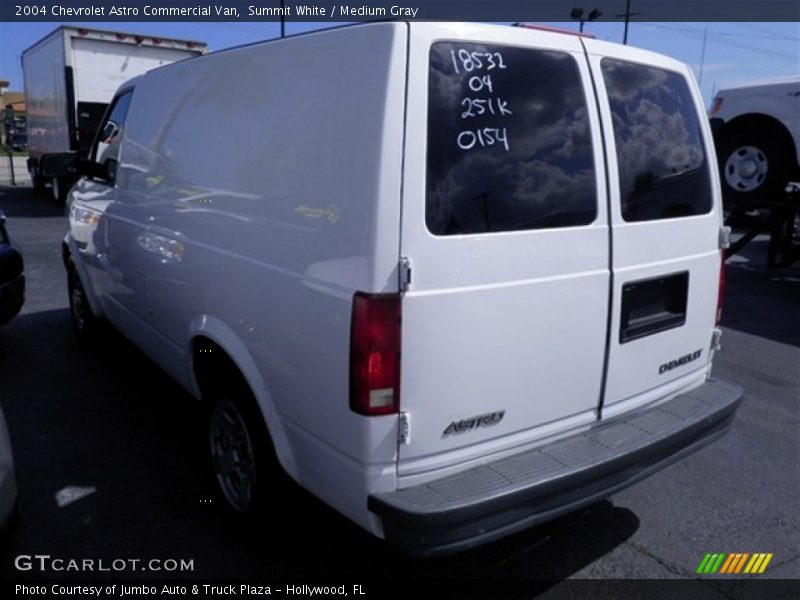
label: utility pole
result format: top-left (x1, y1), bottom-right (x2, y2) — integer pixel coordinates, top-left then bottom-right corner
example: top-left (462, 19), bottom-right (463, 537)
top-left (698, 26), bottom-right (709, 89)
top-left (616, 0), bottom-right (640, 45)
top-left (3, 107), bottom-right (16, 186)
top-left (280, 0), bottom-right (285, 38)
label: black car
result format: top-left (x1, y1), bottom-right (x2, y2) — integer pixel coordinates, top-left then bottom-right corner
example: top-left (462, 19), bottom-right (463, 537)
top-left (0, 211), bottom-right (24, 324)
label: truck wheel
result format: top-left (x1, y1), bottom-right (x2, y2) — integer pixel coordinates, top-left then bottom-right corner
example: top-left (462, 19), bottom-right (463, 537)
top-left (67, 263), bottom-right (100, 343)
top-left (51, 177), bottom-right (70, 207)
top-left (208, 375), bottom-right (282, 525)
top-left (719, 130), bottom-right (792, 200)
top-left (30, 166), bottom-right (46, 193)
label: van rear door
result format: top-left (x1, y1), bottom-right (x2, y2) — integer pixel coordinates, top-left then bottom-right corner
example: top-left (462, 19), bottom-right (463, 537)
top-left (397, 24), bottom-right (610, 478)
top-left (583, 41), bottom-right (723, 418)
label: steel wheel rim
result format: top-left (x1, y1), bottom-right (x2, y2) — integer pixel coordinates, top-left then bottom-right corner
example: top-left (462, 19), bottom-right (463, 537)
top-left (724, 145), bottom-right (768, 192)
top-left (210, 399), bottom-right (256, 512)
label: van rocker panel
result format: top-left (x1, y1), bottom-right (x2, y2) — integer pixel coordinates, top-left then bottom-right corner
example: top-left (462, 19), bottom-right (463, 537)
top-left (369, 379), bottom-right (743, 557)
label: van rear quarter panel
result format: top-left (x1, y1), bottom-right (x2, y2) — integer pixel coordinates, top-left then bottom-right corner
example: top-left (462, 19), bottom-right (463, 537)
top-left (113, 23), bottom-right (408, 529)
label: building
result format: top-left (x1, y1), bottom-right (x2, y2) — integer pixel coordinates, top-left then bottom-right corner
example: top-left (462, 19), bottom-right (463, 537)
top-left (0, 83), bottom-right (27, 150)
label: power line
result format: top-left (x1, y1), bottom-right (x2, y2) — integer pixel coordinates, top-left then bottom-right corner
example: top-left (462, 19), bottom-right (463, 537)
top-left (735, 22), bottom-right (800, 39)
top-left (638, 23), bottom-right (799, 63)
top-left (604, 24), bottom-right (623, 41)
top-left (641, 22), bottom-right (797, 42)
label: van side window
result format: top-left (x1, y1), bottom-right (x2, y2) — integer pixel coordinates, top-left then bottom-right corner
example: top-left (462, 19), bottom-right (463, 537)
top-left (601, 59), bottom-right (712, 221)
top-left (426, 42), bottom-right (597, 236)
top-left (90, 90), bottom-right (133, 183)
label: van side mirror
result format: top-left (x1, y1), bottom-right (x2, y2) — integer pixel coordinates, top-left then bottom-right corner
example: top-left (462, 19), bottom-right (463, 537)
top-left (77, 158), bottom-right (113, 182)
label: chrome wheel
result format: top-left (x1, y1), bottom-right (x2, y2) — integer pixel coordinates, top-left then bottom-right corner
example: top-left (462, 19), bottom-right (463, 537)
top-left (210, 399), bottom-right (256, 512)
top-left (724, 145), bottom-right (768, 193)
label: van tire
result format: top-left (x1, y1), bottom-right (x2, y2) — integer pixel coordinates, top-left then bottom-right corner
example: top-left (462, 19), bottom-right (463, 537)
top-left (207, 372), bottom-right (283, 527)
top-left (67, 262), bottom-right (101, 344)
top-left (719, 129), bottom-right (792, 201)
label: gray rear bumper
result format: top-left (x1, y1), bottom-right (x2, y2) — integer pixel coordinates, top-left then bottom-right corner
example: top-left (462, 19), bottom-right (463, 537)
top-left (369, 378), bottom-right (743, 557)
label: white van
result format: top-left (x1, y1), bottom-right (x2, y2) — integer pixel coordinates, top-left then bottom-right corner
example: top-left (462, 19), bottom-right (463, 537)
top-left (62, 22), bottom-right (743, 556)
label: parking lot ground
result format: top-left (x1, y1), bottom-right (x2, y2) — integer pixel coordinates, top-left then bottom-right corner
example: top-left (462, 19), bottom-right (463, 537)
top-left (0, 185), bottom-right (797, 592)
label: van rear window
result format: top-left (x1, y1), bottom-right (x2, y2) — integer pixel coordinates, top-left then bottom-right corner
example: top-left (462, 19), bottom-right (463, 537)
top-left (601, 59), bottom-right (712, 221)
top-left (426, 42), bottom-right (596, 236)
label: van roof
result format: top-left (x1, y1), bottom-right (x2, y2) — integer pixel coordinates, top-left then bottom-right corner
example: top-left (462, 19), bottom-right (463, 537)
top-left (134, 21), bottom-right (689, 85)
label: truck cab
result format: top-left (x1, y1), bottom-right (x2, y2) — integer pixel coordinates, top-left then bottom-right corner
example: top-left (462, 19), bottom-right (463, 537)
top-left (710, 78), bottom-right (800, 199)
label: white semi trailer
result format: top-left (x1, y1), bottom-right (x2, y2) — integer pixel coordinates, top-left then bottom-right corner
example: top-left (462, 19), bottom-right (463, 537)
top-left (22, 26), bottom-right (207, 203)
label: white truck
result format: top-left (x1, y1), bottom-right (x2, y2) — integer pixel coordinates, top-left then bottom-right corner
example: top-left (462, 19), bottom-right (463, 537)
top-left (61, 22), bottom-right (743, 556)
top-left (22, 26), bottom-right (207, 204)
top-left (710, 78), bottom-right (800, 200)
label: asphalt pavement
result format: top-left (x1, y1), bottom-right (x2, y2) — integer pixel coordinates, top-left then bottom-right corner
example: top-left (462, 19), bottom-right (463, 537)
top-left (0, 185), bottom-right (797, 594)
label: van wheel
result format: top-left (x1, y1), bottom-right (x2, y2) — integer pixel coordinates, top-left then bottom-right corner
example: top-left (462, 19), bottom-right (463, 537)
top-left (67, 263), bottom-right (100, 343)
top-left (720, 130), bottom-right (791, 200)
top-left (208, 377), bottom-right (280, 523)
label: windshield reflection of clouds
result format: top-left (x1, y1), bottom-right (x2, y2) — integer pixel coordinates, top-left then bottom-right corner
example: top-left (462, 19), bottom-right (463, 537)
top-left (118, 51), bottom-right (334, 233)
top-left (602, 59), bottom-right (711, 221)
top-left (110, 36), bottom-right (397, 284)
top-left (427, 44), bottom-right (596, 235)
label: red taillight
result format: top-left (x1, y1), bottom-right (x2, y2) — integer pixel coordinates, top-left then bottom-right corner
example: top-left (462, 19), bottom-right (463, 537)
top-left (350, 293), bottom-right (401, 416)
top-left (717, 252), bottom-right (726, 325)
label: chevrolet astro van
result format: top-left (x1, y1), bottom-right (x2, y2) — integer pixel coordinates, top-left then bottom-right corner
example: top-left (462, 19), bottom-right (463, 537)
top-left (62, 22), bottom-right (743, 556)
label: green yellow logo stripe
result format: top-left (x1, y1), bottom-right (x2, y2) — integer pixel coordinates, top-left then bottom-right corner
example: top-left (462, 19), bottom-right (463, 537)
top-left (697, 553), bottom-right (726, 573)
top-left (697, 552), bottom-right (773, 575)
top-left (744, 553), bottom-right (773, 574)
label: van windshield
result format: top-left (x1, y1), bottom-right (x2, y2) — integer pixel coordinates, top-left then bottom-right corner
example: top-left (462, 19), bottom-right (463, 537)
top-left (426, 42), bottom-right (597, 236)
top-left (601, 59), bottom-right (712, 221)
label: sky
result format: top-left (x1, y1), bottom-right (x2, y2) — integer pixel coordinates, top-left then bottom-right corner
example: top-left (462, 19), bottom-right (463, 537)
top-left (0, 20), bottom-right (798, 105)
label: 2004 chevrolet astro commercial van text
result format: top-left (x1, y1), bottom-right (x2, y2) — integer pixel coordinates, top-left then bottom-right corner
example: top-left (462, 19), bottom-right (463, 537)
top-left (61, 22), bottom-right (743, 556)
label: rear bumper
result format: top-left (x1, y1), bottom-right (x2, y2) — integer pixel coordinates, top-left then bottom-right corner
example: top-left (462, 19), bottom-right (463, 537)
top-left (369, 378), bottom-right (743, 557)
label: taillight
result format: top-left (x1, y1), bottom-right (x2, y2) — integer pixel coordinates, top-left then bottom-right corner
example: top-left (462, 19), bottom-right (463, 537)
top-left (717, 252), bottom-right (726, 325)
top-left (350, 293), bottom-right (401, 416)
